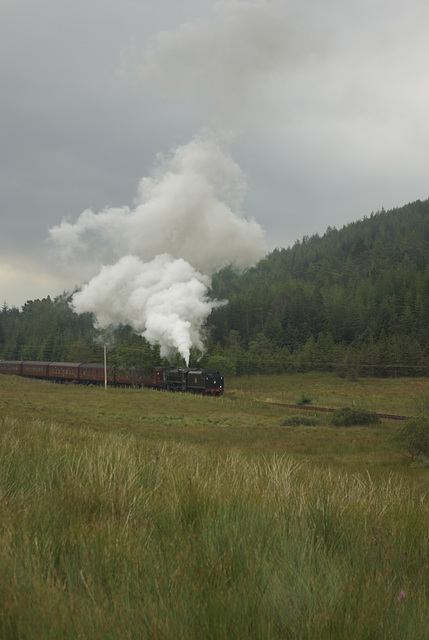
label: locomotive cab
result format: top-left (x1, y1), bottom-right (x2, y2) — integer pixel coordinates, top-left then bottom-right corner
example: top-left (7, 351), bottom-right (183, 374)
top-left (187, 369), bottom-right (224, 395)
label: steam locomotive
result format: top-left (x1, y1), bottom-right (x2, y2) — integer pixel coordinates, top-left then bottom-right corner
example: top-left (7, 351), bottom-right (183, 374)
top-left (0, 361), bottom-right (224, 396)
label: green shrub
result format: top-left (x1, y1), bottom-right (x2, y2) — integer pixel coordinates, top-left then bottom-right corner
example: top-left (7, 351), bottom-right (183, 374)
top-left (281, 415), bottom-right (319, 427)
top-left (204, 355), bottom-right (236, 377)
top-left (297, 394), bottom-right (312, 405)
top-left (395, 417), bottom-right (429, 459)
top-left (331, 407), bottom-right (380, 427)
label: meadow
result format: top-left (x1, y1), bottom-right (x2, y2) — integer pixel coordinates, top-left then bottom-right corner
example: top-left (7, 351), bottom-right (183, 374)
top-left (0, 372), bottom-right (428, 639)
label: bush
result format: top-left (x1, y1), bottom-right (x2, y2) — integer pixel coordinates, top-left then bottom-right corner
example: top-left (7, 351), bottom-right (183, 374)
top-left (281, 415), bottom-right (319, 427)
top-left (395, 417), bottom-right (429, 459)
top-left (331, 407), bottom-right (380, 427)
top-left (297, 394), bottom-right (312, 406)
top-left (204, 355), bottom-right (236, 377)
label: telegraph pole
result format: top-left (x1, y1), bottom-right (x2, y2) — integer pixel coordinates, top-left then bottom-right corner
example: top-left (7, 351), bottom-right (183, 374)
top-left (104, 344), bottom-right (107, 390)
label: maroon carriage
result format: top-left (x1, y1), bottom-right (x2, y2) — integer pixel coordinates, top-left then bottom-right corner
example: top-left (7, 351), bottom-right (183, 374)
top-left (0, 361), bottom-right (23, 376)
top-left (48, 362), bottom-right (81, 382)
top-left (78, 363), bottom-right (115, 385)
top-left (115, 367), bottom-right (164, 388)
top-left (22, 361), bottom-right (51, 378)
top-left (138, 368), bottom-right (164, 389)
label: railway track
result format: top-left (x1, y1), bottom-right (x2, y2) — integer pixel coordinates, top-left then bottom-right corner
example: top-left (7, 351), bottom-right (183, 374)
top-left (267, 402), bottom-right (409, 421)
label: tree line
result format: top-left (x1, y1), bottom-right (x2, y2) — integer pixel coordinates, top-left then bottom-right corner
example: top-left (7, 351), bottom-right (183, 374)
top-left (0, 296), bottom-right (162, 373)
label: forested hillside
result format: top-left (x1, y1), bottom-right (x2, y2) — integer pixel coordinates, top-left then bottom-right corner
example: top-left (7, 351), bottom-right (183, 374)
top-left (1, 198), bottom-right (429, 377)
top-left (208, 198), bottom-right (429, 376)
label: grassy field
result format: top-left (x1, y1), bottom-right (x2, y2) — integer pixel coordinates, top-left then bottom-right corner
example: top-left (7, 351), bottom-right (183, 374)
top-left (0, 372), bottom-right (428, 638)
top-left (231, 371), bottom-right (425, 417)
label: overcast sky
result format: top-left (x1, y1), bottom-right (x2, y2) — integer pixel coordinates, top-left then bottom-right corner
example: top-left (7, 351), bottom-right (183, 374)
top-left (1, 0), bottom-right (428, 308)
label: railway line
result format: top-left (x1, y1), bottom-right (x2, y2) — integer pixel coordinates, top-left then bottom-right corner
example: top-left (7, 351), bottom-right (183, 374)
top-left (267, 401), bottom-right (409, 421)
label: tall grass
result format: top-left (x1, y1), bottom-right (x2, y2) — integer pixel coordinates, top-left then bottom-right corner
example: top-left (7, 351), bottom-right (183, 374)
top-left (0, 414), bottom-right (428, 639)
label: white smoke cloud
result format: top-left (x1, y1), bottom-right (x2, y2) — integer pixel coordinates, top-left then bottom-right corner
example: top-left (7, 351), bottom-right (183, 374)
top-left (49, 3), bottom-right (281, 363)
top-left (50, 133), bottom-right (266, 363)
top-left (71, 254), bottom-right (221, 364)
top-left (49, 132), bottom-right (265, 275)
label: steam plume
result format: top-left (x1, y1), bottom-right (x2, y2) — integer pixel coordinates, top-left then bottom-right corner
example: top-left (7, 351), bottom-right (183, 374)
top-left (50, 134), bottom-right (265, 274)
top-left (71, 254), bottom-right (220, 364)
top-left (50, 134), bottom-right (266, 363)
top-left (49, 2), bottom-right (298, 363)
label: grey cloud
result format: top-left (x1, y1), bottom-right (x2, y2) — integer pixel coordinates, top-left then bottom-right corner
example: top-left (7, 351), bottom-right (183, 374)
top-left (1, 0), bottom-right (428, 309)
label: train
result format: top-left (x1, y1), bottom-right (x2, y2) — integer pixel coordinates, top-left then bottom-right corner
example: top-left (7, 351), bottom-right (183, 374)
top-left (0, 360), bottom-right (224, 396)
